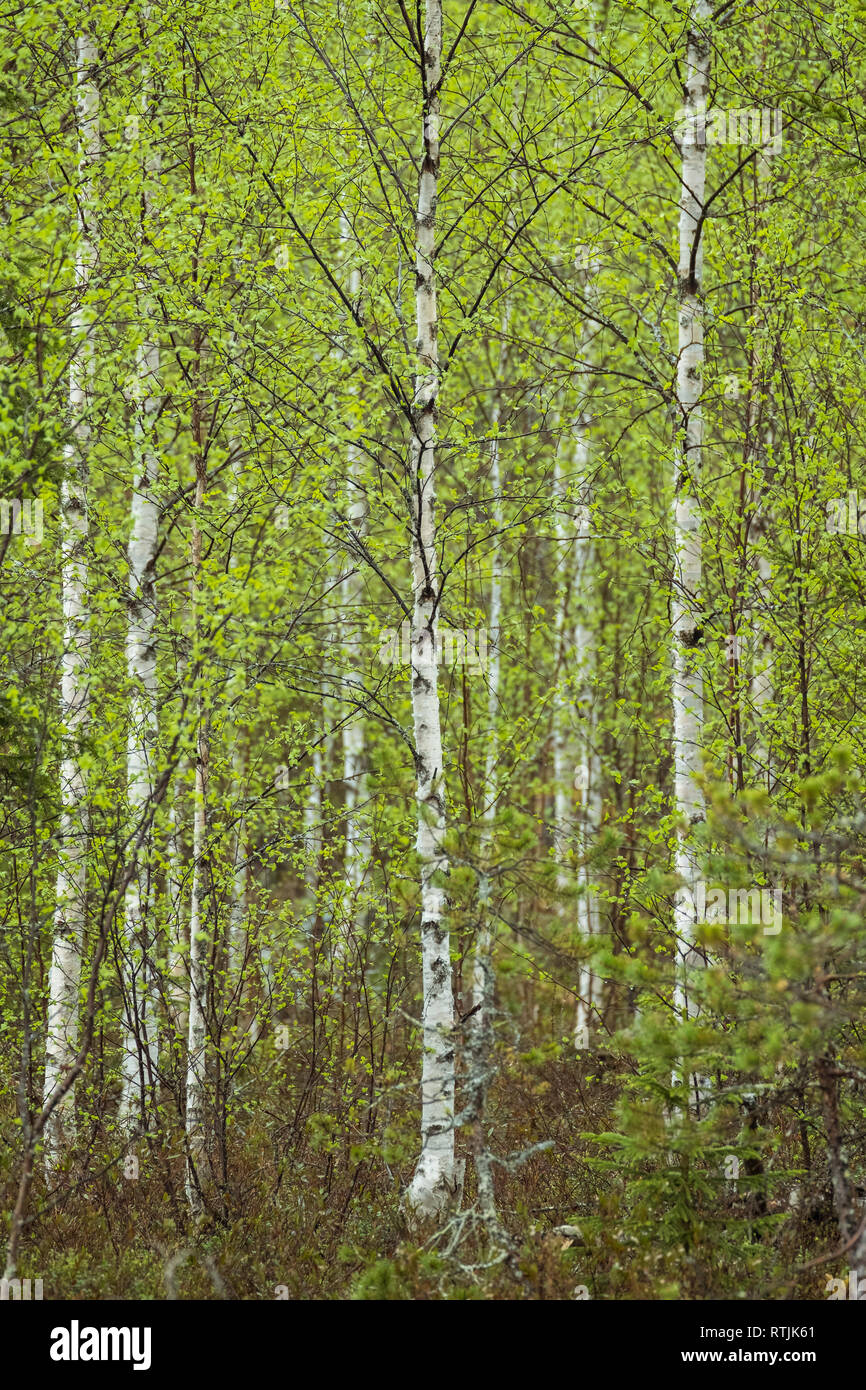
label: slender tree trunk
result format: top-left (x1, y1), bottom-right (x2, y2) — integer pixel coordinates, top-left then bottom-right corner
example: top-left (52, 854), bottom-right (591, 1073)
top-left (340, 229), bottom-right (369, 947)
top-left (167, 755), bottom-right (188, 1040)
top-left (748, 498), bottom-right (773, 770)
top-left (552, 391), bottom-right (598, 1049)
top-left (181, 40), bottom-right (213, 1211)
top-left (571, 409), bottom-right (598, 1049)
top-left (746, 151), bottom-right (774, 790)
top-left (228, 745), bottom-right (248, 977)
top-left (671, 2), bottom-right (710, 1082)
top-left (120, 26), bottom-right (161, 1130)
top-left (552, 448), bottom-right (573, 883)
top-left (304, 746), bottom-right (323, 932)
top-left (43, 34), bottom-right (99, 1169)
top-left (183, 70), bottom-right (209, 1206)
top-left (341, 607), bottom-right (367, 915)
top-left (551, 30), bottom-right (601, 1047)
top-left (573, 5), bottom-right (602, 1047)
top-left (185, 401), bottom-right (209, 1213)
top-left (227, 385), bottom-right (248, 982)
top-left (466, 346), bottom-right (506, 1245)
top-left (405, 0), bottom-right (456, 1219)
top-left (472, 365), bottom-right (505, 1017)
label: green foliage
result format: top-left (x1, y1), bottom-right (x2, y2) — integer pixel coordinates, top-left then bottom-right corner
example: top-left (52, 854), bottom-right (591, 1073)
top-left (1, 0), bottom-right (866, 1301)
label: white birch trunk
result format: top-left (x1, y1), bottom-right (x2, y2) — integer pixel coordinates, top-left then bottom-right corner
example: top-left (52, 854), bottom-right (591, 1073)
top-left (120, 33), bottom-right (161, 1130)
top-left (405, 0), bottom-right (456, 1218)
top-left (340, 235), bottom-right (369, 942)
top-left (466, 374), bottom-right (506, 1243)
top-left (342, 637), bottom-right (367, 906)
top-left (43, 34), bottom-right (98, 1168)
top-left (552, 448), bottom-right (573, 876)
top-left (472, 389), bottom-right (504, 1014)
top-left (185, 405), bottom-right (209, 1213)
top-left (303, 746), bottom-right (323, 936)
top-left (552, 378), bottom-right (598, 1048)
top-left (671, 3), bottom-right (710, 1066)
top-left (580, 12), bottom-right (604, 1037)
top-left (552, 27), bottom-right (601, 1048)
top-left (119, 335), bottom-right (160, 1128)
top-left (747, 158), bottom-right (774, 788)
top-left (185, 723), bottom-right (208, 1212)
top-left (228, 741), bottom-right (248, 980)
top-left (167, 757), bottom-right (188, 1040)
top-left (571, 414), bottom-right (598, 1049)
top-left (227, 397), bottom-right (248, 982)
top-left (749, 525), bottom-right (773, 740)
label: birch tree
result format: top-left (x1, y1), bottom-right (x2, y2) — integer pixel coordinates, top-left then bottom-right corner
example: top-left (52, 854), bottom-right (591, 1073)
top-left (43, 33), bottom-right (99, 1167)
top-left (568, 390), bottom-right (600, 1050)
top-left (119, 18), bottom-right (162, 1130)
top-left (185, 415), bottom-right (210, 1215)
top-left (745, 147), bottom-right (776, 791)
top-left (340, 226), bottom-right (369, 943)
top-left (404, 0), bottom-right (455, 1218)
top-left (671, 0), bottom-right (711, 1061)
top-left (465, 317), bottom-right (508, 1245)
top-left (184, 55), bottom-right (210, 1209)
